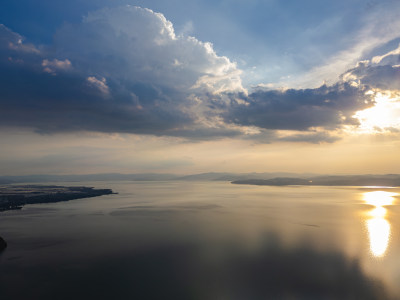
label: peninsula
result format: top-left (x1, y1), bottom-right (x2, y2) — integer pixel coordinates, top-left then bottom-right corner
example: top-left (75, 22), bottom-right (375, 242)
top-left (0, 185), bottom-right (114, 212)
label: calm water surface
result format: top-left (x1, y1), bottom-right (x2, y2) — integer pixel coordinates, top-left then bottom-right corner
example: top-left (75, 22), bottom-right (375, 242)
top-left (1, 181), bottom-right (400, 299)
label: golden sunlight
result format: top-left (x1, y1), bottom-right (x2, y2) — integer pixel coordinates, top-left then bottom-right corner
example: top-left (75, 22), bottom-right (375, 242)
top-left (364, 191), bottom-right (397, 207)
top-left (367, 218), bottom-right (391, 257)
top-left (363, 191), bottom-right (397, 257)
top-left (353, 91), bottom-right (400, 133)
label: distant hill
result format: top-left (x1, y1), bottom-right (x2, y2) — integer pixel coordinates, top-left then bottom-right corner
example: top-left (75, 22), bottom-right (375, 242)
top-left (1, 172), bottom-right (400, 187)
top-left (0, 172), bottom-right (316, 184)
top-left (0, 173), bottom-right (179, 184)
top-left (177, 172), bottom-right (312, 181)
top-left (232, 174), bottom-right (400, 187)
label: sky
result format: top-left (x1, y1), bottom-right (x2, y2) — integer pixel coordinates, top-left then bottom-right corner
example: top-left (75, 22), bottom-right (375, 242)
top-left (1, 0), bottom-right (400, 175)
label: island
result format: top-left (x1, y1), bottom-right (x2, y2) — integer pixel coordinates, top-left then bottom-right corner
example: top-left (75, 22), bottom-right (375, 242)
top-left (0, 185), bottom-right (115, 212)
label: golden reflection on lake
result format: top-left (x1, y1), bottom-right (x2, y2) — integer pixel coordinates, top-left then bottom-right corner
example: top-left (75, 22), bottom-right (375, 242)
top-left (363, 191), bottom-right (397, 257)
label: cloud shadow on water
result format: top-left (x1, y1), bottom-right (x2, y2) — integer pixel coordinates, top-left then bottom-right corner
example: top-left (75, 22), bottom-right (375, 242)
top-left (0, 233), bottom-right (390, 300)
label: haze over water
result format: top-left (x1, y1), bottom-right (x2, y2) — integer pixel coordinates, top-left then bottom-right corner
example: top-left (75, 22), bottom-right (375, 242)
top-left (1, 181), bottom-right (399, 299)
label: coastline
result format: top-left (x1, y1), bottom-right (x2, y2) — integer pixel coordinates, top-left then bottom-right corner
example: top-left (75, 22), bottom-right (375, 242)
top-left (0, 185), bottom-right (115, 212)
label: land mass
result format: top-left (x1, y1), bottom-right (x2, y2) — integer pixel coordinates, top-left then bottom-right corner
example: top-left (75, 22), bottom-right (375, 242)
top-left (0, 185), bottom-right (114, 212)
top-left (0, 172), bottom-right (316, 184)
top-left (232, 174), bottom-right (400, 187)
top-left (1, 172), bottom-right (400, 187)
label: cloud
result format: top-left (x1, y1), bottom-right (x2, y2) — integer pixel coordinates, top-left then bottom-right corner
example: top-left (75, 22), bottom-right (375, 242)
top-left (0, 24), bottom-right (40, 55)
top-left (86, 76), bottom-right (109, 94)
top-left (0, 7), bottom-right (244, 138)
top-left (42, 58), bottom-right (72, 74)
top-left (223, 40), bottom-right (400, 138)
top-left (53, 6), bottom-right (244, 94)
top-left (0, 6), bottom-right (399, 144)
top-left (223, 83), bottom-right (374, 131)
top-left (371, 43), bottom-right (400, 64)
top-left (342, 48), bottom-right (400, 91)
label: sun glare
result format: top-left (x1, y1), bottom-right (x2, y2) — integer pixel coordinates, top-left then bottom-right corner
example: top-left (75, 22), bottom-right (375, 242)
top-left (363, 191), bottom-right (397, 257)
top-left (353, 91), bottom-right (400, 133)
top-left (363, 191), bottom-right (397, 207)
top-left (367, 218), bottom-right (391, 257)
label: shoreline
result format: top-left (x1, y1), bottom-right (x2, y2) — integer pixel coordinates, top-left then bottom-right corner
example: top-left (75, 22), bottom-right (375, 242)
top-left (0, 185), bottom-right (115, 212)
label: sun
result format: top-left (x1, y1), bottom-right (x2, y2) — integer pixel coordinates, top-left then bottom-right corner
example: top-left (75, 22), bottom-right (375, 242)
top-left (353, 91), bottom-right (400, 133)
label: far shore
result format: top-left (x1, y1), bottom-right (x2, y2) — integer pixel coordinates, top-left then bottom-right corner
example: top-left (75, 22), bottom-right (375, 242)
top-left (231, 176), bottom-right (400, 187)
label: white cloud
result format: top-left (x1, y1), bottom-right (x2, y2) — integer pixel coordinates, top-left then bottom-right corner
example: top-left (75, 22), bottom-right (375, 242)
top-left (54, 6), bottom-right (244, 94)
top-left (371, 43), bottom-right (400, 64)
top-left (179, 21), bottom-right (194, 37)
top-left (42, 58), bottom-right (72, 74)
top-left (87, 76), bottom-right (109, 94)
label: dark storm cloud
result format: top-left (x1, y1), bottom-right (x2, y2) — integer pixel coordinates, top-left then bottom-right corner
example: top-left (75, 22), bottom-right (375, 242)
top-left (223, 83), bottom-right (374, 131)
top-left (0, 52), bottom-right (192, 134)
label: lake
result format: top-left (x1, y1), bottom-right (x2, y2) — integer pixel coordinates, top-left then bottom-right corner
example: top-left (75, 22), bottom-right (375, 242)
top-left (1, 181), bottom-right (399, 299)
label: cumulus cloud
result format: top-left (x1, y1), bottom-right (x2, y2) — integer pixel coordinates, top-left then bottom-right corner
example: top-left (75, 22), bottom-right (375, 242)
top-left (0, 7), bottom-right (244, 137)
top-left (0, 6), bottom-right (399, 143)
top-left (53, 6), bottom-right (244, 94)
top-left (42, 58), bottom-right (71, 74)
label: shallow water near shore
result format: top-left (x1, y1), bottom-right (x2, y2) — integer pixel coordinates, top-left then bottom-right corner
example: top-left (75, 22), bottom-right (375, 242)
top-left (1, 181), bottom-right (400, 299)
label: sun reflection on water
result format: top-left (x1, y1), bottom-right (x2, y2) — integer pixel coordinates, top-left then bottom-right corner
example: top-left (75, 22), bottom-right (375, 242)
top-left (363, 191), bottom-right (397, 257)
